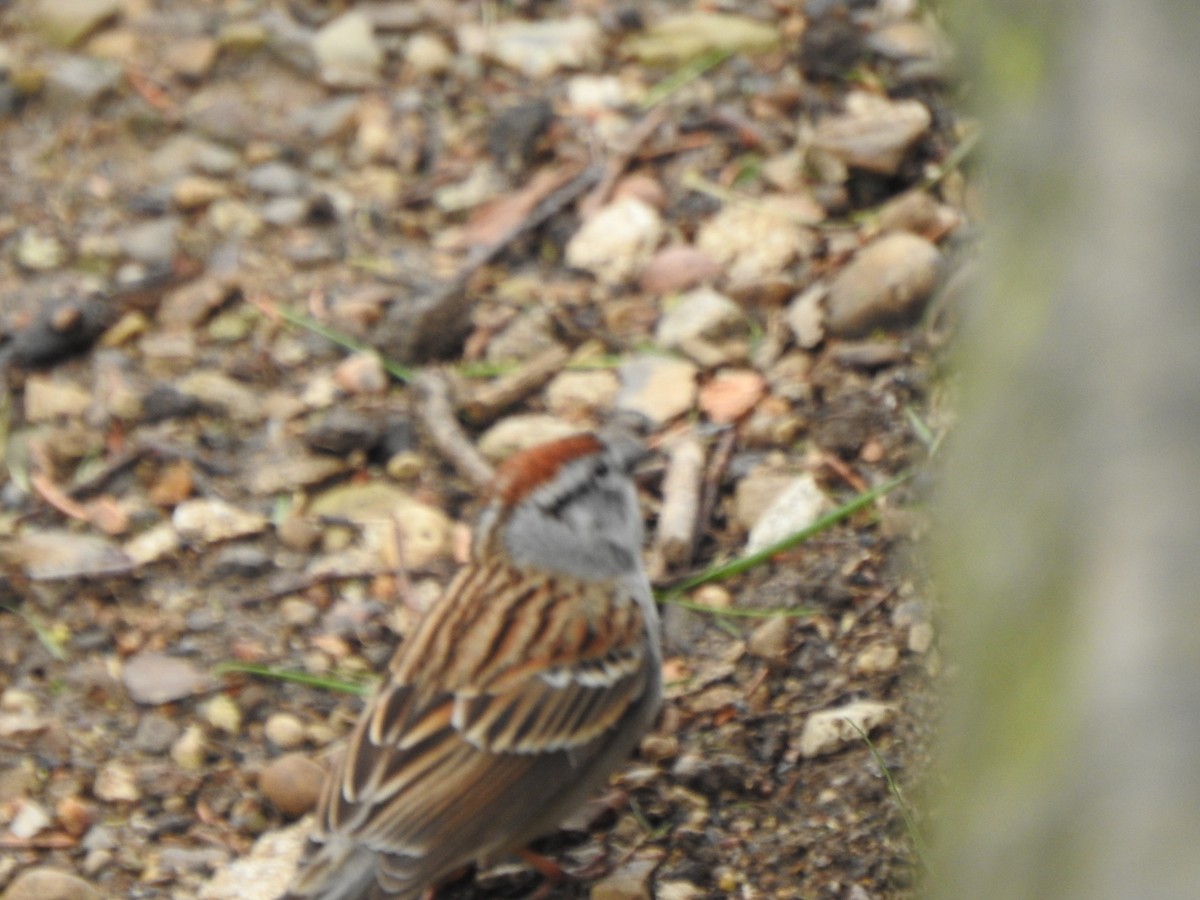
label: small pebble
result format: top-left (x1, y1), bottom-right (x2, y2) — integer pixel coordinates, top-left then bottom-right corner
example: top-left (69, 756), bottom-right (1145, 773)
top-left (544, 370), bottom-right (619, 418)
top-left (279, 596), bottom-right (320, 627)
top-left (798, 700), bottom-right (897, 758)
top-left (854, 643), bottom-right (901, 674)
top-left (55, 796), bottom-right (93, 837)
top-left (171, 724), bottom-right (208, 771)
top-left (133, 712), bottom-right (181, 755)
top-left (1, 866), bottom-right (100, 900)
top-left (639, 734), bottom-right (678, 762)
top-left (333, 351), bottom-right (387, 395)
top-left (93, 761), bottom-right (140, 803)
top-left (9, 799), bottom-right (53, 839)
top-left (615, 355), bottom-right (698, 426)
top-left (404, 33), bottom-right (452, 75)
top-left (565, 197), bottom-right (663, 285)
top-left (313, 10), bottom-right (383, 87)
top-left (657, 882), bottom-right (706, 900)
top-left (259, 753), bottom-right (325, 818)
top-left (747, 615), bottom-right (792, 661)
top-left (692, 584), bottom-right (732, 609)
top-left (264, 713), bottom-right (306, 750)
top-left (121, 652), bottom-right (209, 705)
top-left (908, 621), bottom-right (935, 654)
top-left (202, 694), bottom-right (242, 735)
top-left (589, 852), bottom-right (660, 900)
top-left (825, 232), bottom-right (941, 337)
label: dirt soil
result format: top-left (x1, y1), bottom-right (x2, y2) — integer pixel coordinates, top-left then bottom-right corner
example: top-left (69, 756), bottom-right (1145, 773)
top-left (0, 1), bottom-right (968, 898)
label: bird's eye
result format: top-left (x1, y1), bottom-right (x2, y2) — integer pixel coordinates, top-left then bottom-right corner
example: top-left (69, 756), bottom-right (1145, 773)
top-left (593, 460), bottom-right (610, 478)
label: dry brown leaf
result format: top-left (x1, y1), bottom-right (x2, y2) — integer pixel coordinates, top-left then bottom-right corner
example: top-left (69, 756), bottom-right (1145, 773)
top-left (699, 369), bottom-right (767, 423)
top-left (448, 163), bottom-right (584, 251)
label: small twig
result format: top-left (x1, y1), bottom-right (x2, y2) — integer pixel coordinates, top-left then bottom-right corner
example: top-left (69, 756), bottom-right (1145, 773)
top-left (692, 428), bottom-right (736, 562)
top-left (414, 370), bottom-right (494, 489)
top-left (462, 344), bottom-right (571, 425)
top-left (230, 568), bottom-right (388, 607)
top-left (124, 66), bottom-right (179, 118)
top-left (0, 833), bottom-right (79, 849)
top-left (0, 379), bottom-right (10, 472)
top-left (468, 163), bottom-right (604, 271)
top-left (679, 170), bottom-right (821, 225)
top-left (30, 471), bottom-right (91, 523)
top-left (580, 108), bottom-right (668, 218)
top-left (388, 514), bottom-right (419, 615)
top-left (653, 434), bottom-right (706, 570)
top-left (820, 452), bottom-right (869, 493)
top-left (67, 444), bottom-right (148, 499)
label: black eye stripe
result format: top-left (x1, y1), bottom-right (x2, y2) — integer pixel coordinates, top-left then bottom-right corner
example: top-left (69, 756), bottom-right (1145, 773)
top-left (542, 478), bottom-right (593, 519)
top-left (538, 458), bottom-right (615, 519)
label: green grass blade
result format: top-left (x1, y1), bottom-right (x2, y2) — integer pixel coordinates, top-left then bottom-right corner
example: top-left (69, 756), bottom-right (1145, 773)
top-left (276, 307), bottom-right (414, 383)
top-left (214, 661), bottom-right (375, 696)
top-left (640, 48), bottom-right (735, 110)
top-left (853, 722), bottom-right (931, 872)
top-left (1, 602), bottom-right (68, 661)
top-left (659, 471), bottom-right (912, 603)
top-left (665, 597), bottom-right (816, 619)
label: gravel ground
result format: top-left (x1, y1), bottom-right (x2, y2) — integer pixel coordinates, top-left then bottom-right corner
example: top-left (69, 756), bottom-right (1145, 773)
top-left (0, 1), bottom-right (969, 897)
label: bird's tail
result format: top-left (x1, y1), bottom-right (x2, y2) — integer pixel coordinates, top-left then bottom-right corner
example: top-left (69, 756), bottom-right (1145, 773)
top-left (277, 834), bottom-right (380, 900)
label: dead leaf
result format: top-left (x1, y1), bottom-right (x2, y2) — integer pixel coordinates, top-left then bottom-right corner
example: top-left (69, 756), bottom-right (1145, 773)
top-left (699, 369), bottom-right (767, 423)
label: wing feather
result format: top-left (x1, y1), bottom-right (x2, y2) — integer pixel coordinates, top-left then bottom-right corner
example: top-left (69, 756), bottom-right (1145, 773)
top-left (308, 557), bottom-right (656, 889)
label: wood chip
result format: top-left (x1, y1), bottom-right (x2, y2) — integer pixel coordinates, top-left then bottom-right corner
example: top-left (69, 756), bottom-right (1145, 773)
top-left (653, 435), bottom-right (706, 568)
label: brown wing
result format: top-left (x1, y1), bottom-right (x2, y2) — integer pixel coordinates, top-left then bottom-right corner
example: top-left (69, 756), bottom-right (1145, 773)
top-left (311, 559), bottom-right (654, 890)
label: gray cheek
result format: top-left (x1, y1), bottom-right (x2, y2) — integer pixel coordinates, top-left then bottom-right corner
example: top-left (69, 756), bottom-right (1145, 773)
top-left (503, 500), bottom-right (639, 582)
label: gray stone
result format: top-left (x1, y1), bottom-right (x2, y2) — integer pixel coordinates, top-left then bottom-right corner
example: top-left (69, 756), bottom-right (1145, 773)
top-left (117, 217), bottom-right (180, 267)
top-left (133, 712), bottom-right (181, 755)
top-left (244, 161), bottom-right (305, 196)
top-left (122, 652), bottom-right (211, 705)
top-left (43, 55), bottom-right (121, 108)
top-left (825, 232), bottom-right (941, 337)
top-left (813, 91), bottom-right (932, 175)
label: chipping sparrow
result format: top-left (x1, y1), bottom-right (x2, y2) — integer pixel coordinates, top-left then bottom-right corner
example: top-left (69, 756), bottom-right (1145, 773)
top-left (281, 431), bottom-right (662, 900)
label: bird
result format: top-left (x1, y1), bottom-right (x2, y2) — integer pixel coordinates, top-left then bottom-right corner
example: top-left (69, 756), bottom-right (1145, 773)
top-left (281, 429), bottom-right (663, 900)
